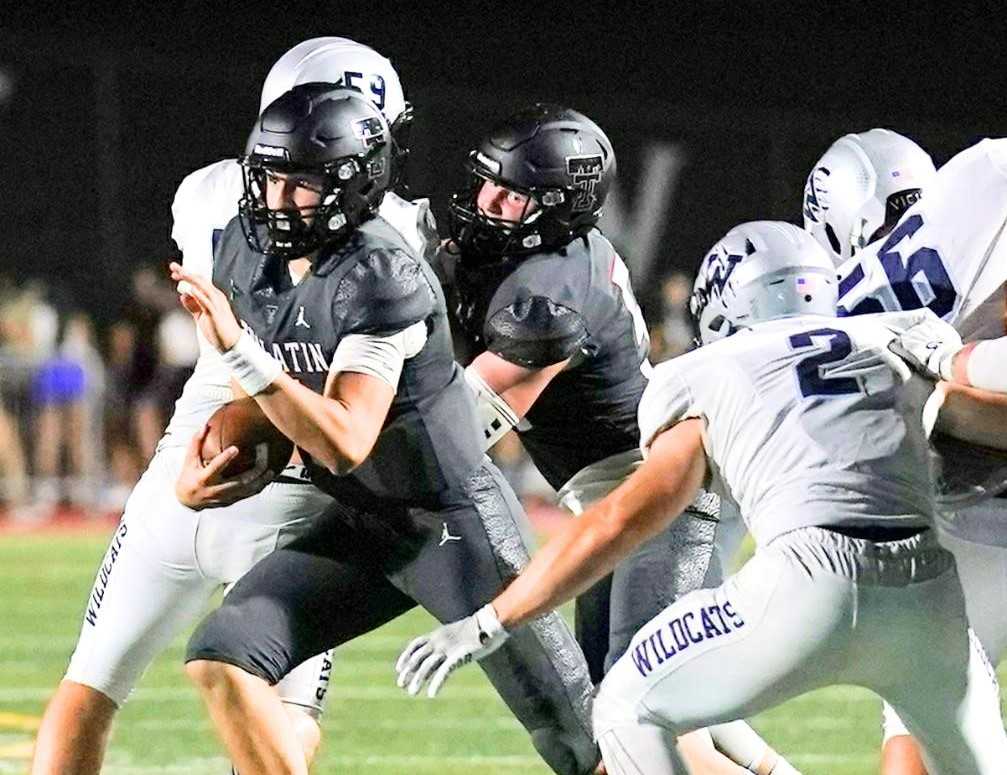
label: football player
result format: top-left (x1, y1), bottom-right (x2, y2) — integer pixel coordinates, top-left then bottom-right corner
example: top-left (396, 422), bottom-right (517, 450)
top-left (172, 84), bottom-right (599, 775)
top-left (396, 221), bottom-right (1007, 774)
top-left (805, 131), bottom-right (1007, 775)
top-left (802, 128), bottom-right (936, 268)
top-left (30, 38), bottom-right (427, 775)
top-left (441, 103), bottom-right (798, 774)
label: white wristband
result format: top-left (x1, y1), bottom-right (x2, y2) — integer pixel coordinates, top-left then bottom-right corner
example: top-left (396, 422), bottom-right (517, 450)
top-left (464, 365), bottom-right (520, 452)
top-left (221, 329), bottom-right (283, 396)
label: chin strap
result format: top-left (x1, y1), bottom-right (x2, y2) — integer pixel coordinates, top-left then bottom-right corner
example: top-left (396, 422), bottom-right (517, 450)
top-left (464, 365), bottom-right (520, 452)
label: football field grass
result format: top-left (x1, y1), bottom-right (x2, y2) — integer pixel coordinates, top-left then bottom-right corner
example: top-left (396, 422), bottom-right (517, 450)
top-left (0, 527), bottom-right (1002, 774)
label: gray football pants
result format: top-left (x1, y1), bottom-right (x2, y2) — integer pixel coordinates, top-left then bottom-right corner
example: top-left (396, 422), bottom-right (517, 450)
top-left (593, 526), bottom-right (1007, 775)
top-left (188, 460), bottom-right (599, 775)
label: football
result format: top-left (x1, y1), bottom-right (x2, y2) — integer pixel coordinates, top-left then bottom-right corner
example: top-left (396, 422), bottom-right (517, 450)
top-left (200, 397), bottom-right (294, 479)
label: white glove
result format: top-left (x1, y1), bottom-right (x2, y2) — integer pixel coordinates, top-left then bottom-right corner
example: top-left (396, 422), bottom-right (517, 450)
top-left (395, 604), bottom-right (509, 698)
top-left (888, 314), bottom-right (963, 381)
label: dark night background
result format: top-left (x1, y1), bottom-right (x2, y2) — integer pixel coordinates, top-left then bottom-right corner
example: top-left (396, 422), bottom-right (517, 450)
top-left (3, 2), bottom-right (1007, 324)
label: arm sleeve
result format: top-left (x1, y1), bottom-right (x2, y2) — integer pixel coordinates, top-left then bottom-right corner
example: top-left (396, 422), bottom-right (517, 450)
top-left (966, 337), bottom-right (1007, 392)
top-left (328, 321), bottom-right (428, 389)
top-left (483, 296), bottom-right (588, 368)
top-left (637, 363), bottom-right (698, 454)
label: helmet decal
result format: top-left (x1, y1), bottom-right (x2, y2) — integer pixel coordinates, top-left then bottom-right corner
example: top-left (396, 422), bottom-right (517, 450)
top-left (566, 155), bottom-right (605, 211)
top-left (353, 116), bottom-right (386, 149)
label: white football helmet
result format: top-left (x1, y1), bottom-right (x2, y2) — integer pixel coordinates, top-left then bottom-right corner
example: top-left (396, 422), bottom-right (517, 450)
top-left (802, 129), bottom-right (935, 266)
top-left (691, 221), bottom-right (838, 345)
top-left (259, 37), bottom-right (407, 123)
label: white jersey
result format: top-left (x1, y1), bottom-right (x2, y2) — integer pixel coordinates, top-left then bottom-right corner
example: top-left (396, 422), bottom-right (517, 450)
top-left (836, 138), bottom-right (1007, 340)
top-left (835, 139), bottom-right (1007, 543)
top-left (161, 158), bottom-right (435, 449)
top-left (638, 312), bottom-right (941, 546)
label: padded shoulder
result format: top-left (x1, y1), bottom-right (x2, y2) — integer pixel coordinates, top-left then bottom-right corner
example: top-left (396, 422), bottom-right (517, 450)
top-left (484, 295), bottom-right (588, 368)
top-left (334, 246), bottom-right (437, 335)
top-left (637, 355), bottom-right (701, 452)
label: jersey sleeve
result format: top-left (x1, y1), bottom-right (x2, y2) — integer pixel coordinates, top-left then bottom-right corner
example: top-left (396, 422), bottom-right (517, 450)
top-left (333, 248), bottom-right (436, 336)
top-left (483, 296), bottom-right (589, 368)
top-left (637, 358), bottom-right (700, 453)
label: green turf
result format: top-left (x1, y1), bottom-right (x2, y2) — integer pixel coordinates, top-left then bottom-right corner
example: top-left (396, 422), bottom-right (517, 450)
top-left (0, 530), bottom-right (1001, 774)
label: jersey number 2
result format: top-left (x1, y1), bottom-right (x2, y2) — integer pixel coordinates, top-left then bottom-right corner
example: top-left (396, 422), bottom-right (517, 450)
top-left (789, 328), bottom-right (861, 397)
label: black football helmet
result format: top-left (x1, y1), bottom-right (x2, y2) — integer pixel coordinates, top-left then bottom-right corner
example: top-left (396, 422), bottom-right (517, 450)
top-left (449, 104), bottom-right (616, 261)
top-left (239, 83), bottom-right (393, 259)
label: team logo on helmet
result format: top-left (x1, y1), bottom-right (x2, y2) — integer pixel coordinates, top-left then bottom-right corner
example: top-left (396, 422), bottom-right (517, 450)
top-left (353, 116), bottom-right (385, 149)
top-left (802, 166), bottom-right (830, 224)
top-left (690, 250), bottom-right (744, 319)
top-left (566, 154), bottom-right (604, 211)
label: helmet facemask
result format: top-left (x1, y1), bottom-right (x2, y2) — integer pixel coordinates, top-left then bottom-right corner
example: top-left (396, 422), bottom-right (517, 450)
top-left (238, 143), bottom-right (388, 260)
top-left (449, 162), bottom-right (557, 261)
top-left (387, 102), bottom-right (414, 193)
top-left (449, 105), bottom-right (614, 264)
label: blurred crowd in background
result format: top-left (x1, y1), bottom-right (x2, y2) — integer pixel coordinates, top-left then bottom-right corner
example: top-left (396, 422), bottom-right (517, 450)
top-left (0, 265), bottom-right (694, 523)
top-left (0, 266), bottom-right (199, 521)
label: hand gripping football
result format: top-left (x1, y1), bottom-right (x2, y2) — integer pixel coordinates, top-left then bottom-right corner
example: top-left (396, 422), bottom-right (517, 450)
top-left (201, 398), bottom-right (294, 479)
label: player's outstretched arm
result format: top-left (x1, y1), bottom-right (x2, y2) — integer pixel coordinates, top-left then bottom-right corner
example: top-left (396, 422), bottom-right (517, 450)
top-left (886, 309), bottom-right (1007, 390)
top-left (395, 419), bottom-right (708, 697)
top-left (492, 419), bottom-right (707, 629)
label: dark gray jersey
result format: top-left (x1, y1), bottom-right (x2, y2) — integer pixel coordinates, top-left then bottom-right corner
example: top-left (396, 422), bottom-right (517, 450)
top-left (453, 230), bottom-right (651, 489)
top-left (213, 216), bottom-right (484, 506)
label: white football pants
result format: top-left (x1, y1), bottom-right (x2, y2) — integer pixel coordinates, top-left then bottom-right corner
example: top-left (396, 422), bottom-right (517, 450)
top-left (65, 445), bottom-right (334, 711)
top-left (593, 526), bottom-right (1007, 775)
top-left (882, 500), bottom-right (1007, 742)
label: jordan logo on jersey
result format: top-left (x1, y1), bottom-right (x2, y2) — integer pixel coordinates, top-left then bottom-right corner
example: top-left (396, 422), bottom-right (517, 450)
top-left (439, 522), bottom-right (462, 546)
top-left (295, 306), bottom-right (311, 328)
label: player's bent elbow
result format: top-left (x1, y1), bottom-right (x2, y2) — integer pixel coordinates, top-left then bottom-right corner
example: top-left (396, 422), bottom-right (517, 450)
top-left (318, 440), bottom-right (370, 476)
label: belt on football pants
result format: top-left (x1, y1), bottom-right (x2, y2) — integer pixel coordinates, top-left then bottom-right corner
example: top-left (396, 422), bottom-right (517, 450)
top-left (822, 524), bottom-right (930, 542)
top-left (275, 464), bottom-right (312, 485)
